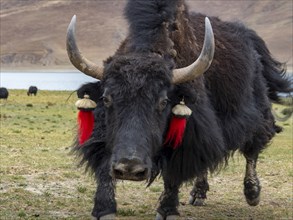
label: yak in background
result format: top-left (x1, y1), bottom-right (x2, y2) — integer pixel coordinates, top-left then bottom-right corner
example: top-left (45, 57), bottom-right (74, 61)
top-left (67, 0), bottom-right (292, 219)
top-left (0, 87), bottom-right (9, 100)
top-left (27, 86), bottom-right (38, 96)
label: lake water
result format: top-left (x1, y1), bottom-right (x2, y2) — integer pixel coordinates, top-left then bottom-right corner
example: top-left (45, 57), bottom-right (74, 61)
top-left (0, 71), bottom-right (98, 91)
top-left (1, 71), bottom-right (292, 92)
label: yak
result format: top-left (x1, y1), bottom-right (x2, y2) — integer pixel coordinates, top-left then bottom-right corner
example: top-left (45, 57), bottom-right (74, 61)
top-left (0, 87), bottom-right (9, 100)
top-left (67, 0), bottom-right (292, 219)
top-left (27, 86), bottom-right (38, 96)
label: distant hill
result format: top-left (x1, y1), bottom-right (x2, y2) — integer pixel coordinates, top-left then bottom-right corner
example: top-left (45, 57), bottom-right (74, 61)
top-left (0, 0), bottom-right (292, 72)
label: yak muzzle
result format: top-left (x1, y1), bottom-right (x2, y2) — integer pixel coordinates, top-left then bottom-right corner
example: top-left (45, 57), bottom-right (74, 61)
top-left (111, 158), bottom-right (149, 181)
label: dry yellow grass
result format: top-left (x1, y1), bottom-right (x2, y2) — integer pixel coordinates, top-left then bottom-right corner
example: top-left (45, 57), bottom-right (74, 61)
top-left (0, 90), bottom-right (292, 219)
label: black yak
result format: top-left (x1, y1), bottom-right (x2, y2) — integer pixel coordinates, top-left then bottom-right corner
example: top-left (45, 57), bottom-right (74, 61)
top-left (27, 86), bottom-right (38, 96)
top-left (67, 0), bottom-right (292, 219)
top-left (0, 87), bottom-right (9, 100)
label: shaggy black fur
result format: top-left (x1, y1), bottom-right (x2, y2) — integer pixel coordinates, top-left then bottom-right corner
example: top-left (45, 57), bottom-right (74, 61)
top-left (71, 0), bottom-right (292, 218)
top-left (124, 0), bottom-right (178, 53)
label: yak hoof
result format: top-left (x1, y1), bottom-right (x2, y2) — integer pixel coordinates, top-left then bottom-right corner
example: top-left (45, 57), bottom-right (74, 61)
top-left (246, 196), bottom-right (260, 206)
top-left (155, 213), bottom-right (179, 220)
top-left (189, 195), bottom-right (206, 206)
top-left (97, 214), bottom-right (116, 220)
top-left (244, 180), bottom-right (261, 206)
top-left (245, 188), bottom-right (260, 206)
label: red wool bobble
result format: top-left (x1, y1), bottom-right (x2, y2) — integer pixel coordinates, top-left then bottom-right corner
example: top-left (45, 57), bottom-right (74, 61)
top-left (75, 95), bottom-right (97, 145)
top-left (164, 99), bottom-right (192, 149)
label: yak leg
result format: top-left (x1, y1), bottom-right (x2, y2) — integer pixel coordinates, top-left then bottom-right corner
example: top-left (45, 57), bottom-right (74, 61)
top-left (189, 170), bottom-right (209, 206)
top-left (92, 165), bottom-right (117, 220)
top-left (155, 175), bottom-right (181, 220)
top-left (243, 152), bottom-right (261, 206)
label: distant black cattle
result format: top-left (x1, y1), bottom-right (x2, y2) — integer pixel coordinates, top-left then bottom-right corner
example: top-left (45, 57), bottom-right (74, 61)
top-left (0, 87), bottom-right (9, 100)
top-left (27, 86), bottom-right (38, 96)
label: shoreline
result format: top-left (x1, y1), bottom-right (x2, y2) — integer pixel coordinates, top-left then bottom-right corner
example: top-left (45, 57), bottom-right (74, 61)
top-left (1, 62), bottom-right (292, 75)
top-left (0, 68), bottom-right (80, 73)
top-left (1, 63), bottom-right (292, 74)
top-left (1, 70), bottom-right (292, 75)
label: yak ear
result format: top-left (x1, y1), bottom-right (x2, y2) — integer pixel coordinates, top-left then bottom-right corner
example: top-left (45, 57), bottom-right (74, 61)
top-left (77, 81), bottom-right (103, 103)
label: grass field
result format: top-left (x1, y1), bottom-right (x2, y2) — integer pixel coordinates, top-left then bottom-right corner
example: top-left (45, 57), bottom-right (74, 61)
top-left (0, 90), bottom-right (292, 220)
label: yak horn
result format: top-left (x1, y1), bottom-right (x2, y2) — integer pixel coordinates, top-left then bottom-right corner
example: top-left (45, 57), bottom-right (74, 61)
top-left (66, 15), bottom-right (104, 80)
top-left (172, 17), bottom-right (215, 84)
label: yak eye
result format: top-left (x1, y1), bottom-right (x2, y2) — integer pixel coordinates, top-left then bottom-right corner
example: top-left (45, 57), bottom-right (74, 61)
top-left (159, 98), bottom-right (169, 111)
top-left (102, 95), bottom-right (112, 108)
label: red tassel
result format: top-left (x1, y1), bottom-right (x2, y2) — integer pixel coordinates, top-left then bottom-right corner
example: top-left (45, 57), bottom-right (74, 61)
top-left (77, 110), bottom-right (95, 145)
top-left (164, 116), bottom-right (187, 149)
top-left (164, 99), bottom-right (191, 149)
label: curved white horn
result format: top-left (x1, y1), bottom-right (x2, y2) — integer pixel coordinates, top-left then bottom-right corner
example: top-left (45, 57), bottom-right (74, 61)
top-left (66, 15), bottom-right (104, 79)
top-left (172, 17), bottom-right (215, 84)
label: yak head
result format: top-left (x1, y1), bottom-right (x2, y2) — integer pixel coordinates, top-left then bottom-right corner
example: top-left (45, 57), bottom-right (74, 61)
top-left (67, 15), bottom-right (214, 181)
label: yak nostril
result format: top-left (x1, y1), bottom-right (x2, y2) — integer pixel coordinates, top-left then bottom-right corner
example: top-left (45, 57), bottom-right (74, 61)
top-left (112, 163), bottom-right (128, 176)
top-left (113, 169), bottom-right (124, 177)
top-left (131, 165), bottom-right (147, 177)
top-left (133, 169), bottom-right (148, 179)
top-left (112, 159), bottom-right (149, 181)
top-left (131, 165), bottom-right (146, 173)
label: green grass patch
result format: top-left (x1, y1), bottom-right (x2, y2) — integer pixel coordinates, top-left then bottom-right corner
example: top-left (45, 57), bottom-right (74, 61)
top-left (0, 90), bottom-right (292, 219)
top-left (77, 185), bottom-right (87, 193)
top-left (117, 208), bottom-right (136, 216)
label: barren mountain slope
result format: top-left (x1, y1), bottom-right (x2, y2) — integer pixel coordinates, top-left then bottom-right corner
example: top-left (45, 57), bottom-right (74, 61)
top-left (0, 0), bottom-right (292, 71)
